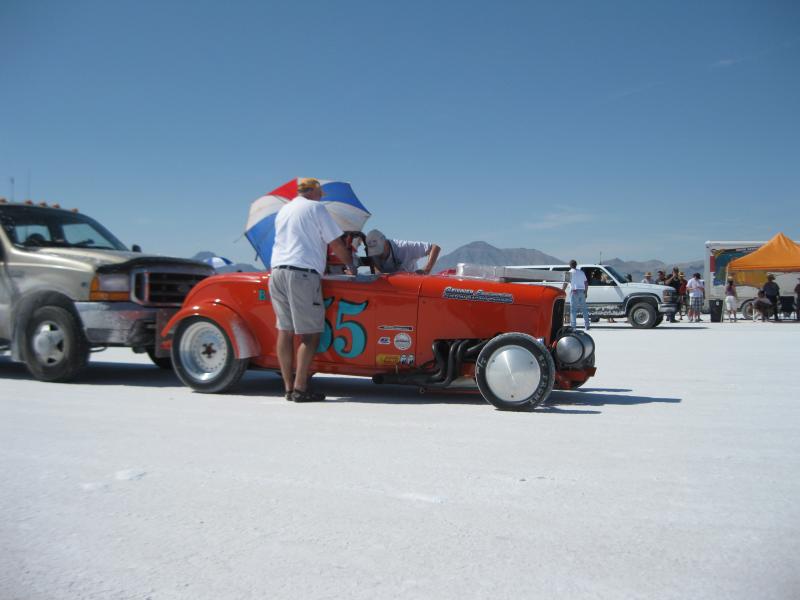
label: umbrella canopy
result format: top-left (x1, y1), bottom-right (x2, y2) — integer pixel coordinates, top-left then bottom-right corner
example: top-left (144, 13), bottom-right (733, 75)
top-left (245, 179), bottom-right (370, 266)
top-left (202, 256), bottom-right (234, 270)
top-left (728, 232), bottom-right (800, 286)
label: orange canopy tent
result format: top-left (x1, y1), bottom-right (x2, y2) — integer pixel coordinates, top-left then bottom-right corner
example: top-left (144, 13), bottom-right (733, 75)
top-left (727, 232), bottom-right (800, 287)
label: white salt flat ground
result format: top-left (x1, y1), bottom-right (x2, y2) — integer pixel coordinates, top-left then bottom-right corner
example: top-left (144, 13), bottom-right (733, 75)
top-left (1, 319), bottom-right (798, 600)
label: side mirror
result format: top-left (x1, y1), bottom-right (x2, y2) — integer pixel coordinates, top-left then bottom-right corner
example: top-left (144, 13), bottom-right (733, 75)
top-left (132, 244), bottom-right (142, 253)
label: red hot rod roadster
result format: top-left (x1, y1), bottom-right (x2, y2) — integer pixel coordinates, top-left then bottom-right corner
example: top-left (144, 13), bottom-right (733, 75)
top-left (161, 266), bottom-right (596, 410)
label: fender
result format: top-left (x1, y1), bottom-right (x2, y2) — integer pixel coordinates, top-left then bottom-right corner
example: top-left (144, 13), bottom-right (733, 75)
top-left (162, 301), bottom-right (260, 359)
top-left (622, 293), bottom-right (660, 312)
top-left (10, 291), bottom-right (78, 362)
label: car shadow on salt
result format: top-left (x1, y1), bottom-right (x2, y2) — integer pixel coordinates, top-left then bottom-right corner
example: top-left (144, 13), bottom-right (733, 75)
top-left (233, 373), bottom-right (490, 405)
top-left (0, 358), bottom-right (184, 387)
top-left (547, 389), bottom-right (681, 408)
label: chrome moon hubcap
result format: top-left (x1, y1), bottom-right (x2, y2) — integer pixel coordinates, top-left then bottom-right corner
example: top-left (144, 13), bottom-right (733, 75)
top-left (179, 322), bottom-right (228, 382)
top-left (484, 344), bottom-right (541, 402)
top-left (32, 320), bottom-right (65, 365)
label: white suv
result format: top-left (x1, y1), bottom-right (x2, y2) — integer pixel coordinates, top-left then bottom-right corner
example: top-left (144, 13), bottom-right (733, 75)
top-left (509, 264), bottom-right (678, 328)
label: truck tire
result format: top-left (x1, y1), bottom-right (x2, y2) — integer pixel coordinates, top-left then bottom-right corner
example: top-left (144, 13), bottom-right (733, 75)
top-left (171, 317), bottom-right (248, 393)
top-left (740, 300), bottom-right (754, 320)
top-left (23, 305), bottom-right (89, 382)
top-left (475, 333), bottom-right (555, 411)
top-left (628, 302), bottom-right (657, 329)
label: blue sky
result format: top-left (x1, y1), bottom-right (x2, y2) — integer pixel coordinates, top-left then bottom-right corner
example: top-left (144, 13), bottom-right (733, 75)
top-left (1, 0), bottom-right (798, 265)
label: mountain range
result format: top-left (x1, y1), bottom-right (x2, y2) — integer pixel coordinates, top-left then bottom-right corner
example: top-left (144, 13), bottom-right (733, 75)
top-left (191, 242), bottom-right (704, 282)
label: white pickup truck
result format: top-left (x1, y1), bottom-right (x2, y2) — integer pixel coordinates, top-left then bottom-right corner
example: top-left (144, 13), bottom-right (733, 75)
top-left (507, 263), bottom-right (678, 328)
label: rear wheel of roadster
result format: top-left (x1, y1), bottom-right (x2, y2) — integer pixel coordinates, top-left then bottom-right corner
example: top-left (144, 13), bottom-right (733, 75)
top-left (171, 317), bottom-right (248, 393)
top-left (475, 333), bottom-right (555, 411)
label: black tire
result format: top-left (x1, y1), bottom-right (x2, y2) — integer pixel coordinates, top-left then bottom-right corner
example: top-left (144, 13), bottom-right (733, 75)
top-left (171, 317), bottom-right (248, 393)
top-left (628, 302), bottom-right (658, 329)
top-left (475, 333), bottom-right (555, 411)
top-left (146, 348), bottom-right (172, 369)
top-left (23, 305), bottom-right (89, 382)
top-left (740, 300), bottom-right (754, 320)
top-left (654, 314), bottom-right (664, 326)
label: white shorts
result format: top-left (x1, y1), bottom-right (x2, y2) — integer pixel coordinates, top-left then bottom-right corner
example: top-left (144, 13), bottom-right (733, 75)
top-left (725, 296), bottom-right (737, 311)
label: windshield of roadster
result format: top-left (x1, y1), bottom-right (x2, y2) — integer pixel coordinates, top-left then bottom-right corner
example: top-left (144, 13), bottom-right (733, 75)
top-left (0, 205), bottom-right (128, 251)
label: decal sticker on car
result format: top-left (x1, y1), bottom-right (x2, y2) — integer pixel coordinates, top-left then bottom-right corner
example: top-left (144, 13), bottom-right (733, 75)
top-left (393, 333), bottom-right (412, 351)
top-left (376, 354), bottom-right (402, 366)
top-left (400, 354), bottom-right (415, 365)
top-left (378, 325), bottom-right (414, 331)
top-left (378, 336), bottom-right (391, 345)
top-left (258, 289), bottom-right (268, 301)
top-left (442, 286), bottom-right (514, 304)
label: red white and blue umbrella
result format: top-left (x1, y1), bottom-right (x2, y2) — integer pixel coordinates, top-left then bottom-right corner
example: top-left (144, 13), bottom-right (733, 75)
top-left (245, 178), bottom-right (370, 266)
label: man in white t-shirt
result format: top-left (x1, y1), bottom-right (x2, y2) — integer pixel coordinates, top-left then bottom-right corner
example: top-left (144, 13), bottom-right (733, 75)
top-left (269, 178), bottom-right (355, 403)
top-left (686, 272), bottom-right (705, 323)
top-left (562, 260), bottom-right (590, 330)
top-left (365, 229), bottom-right (441, 274)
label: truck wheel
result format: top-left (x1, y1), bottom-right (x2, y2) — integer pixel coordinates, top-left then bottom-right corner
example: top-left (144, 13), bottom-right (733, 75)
top-left (171, 317), bottom-right (247, 393)
top-left (740, 301), bottom-right (754, 320)
top-left (475, 333), bottom-right (555, 411)
top-left (628, 302), bottom-right (657, 329)
top-left (146, 348), bottom-right (172, 369)
top-left (23, 305), bottom-right (89, 382)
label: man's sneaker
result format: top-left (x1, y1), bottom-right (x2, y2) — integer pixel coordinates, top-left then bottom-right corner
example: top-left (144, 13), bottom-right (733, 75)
top-left (291, 389), bottom-right (326, 403)
top-left (284, 390), bottom-right (293, 401)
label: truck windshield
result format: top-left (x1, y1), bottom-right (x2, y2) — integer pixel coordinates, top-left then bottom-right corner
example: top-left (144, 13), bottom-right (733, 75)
top-left (603, 266), bottom-right (628, 283)
top-left (0, 206), bottom-right (128, 251)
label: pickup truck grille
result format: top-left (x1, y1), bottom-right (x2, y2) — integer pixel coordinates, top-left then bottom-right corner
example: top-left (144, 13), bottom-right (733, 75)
top-left (132, 271), bottom-right (208, 306)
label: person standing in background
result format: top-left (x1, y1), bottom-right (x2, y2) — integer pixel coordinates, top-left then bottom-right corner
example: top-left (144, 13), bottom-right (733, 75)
top-left (794, 277), bottom-right (800, 321)
top-left (562, 260), bottom-right (590, 331)
top-left (762, 274), bottom-right (780, 322)
top-left (677, 272), bottom-right (688, 320)
top-left (665, 267), bottom-right (682, 323)
top-left (724, 277), bottom-right (737, 322)
top-left (686, 272), bottom-right (705, 323)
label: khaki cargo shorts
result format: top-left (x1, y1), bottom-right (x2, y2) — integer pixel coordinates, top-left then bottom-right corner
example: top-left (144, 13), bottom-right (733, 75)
top-left (269, 267), bottom-right (325, 334)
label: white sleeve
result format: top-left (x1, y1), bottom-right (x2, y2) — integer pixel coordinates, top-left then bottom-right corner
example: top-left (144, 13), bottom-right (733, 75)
top-left (394, 240), bottom-right (431, 259)
top-left (315, 205), bottom-right (344, 244)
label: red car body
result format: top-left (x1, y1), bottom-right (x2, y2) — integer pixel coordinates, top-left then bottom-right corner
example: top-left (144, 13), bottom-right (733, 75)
top-left (161, 271), bottom-right (596, 409)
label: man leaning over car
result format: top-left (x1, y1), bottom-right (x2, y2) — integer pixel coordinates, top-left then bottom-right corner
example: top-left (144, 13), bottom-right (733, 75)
top-left (365, 229), bottom-right (441, 274)
top-left (269, 178), bottom-right (355, 403)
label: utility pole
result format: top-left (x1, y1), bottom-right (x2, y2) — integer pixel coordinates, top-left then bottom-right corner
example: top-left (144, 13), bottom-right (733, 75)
top-left (9, 176), bottom-right (14, 202)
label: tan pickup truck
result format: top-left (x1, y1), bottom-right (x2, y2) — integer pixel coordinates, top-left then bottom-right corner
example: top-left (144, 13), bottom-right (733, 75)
top-left (0, 200), bottom-right (212, 381)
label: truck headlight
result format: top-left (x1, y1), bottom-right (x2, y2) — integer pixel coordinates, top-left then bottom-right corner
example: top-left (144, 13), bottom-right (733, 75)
top-left (90, 273), bottom-right (131, 301)
top-left (663, 289), bottom-right (676, 302)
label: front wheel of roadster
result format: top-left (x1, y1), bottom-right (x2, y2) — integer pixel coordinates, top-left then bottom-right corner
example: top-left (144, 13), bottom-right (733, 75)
top-left (475, 333), bottom-right (555, 411)
top-left (171, 317), bottom-right (248, 393)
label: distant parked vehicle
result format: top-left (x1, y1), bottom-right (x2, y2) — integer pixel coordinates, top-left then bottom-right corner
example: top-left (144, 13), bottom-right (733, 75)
top-left (501, 263), bottom-right (677, 328)
top-left (0, 200), bottom-right (212, 381)
top-left (704, 240), bottom-right (796, 319)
